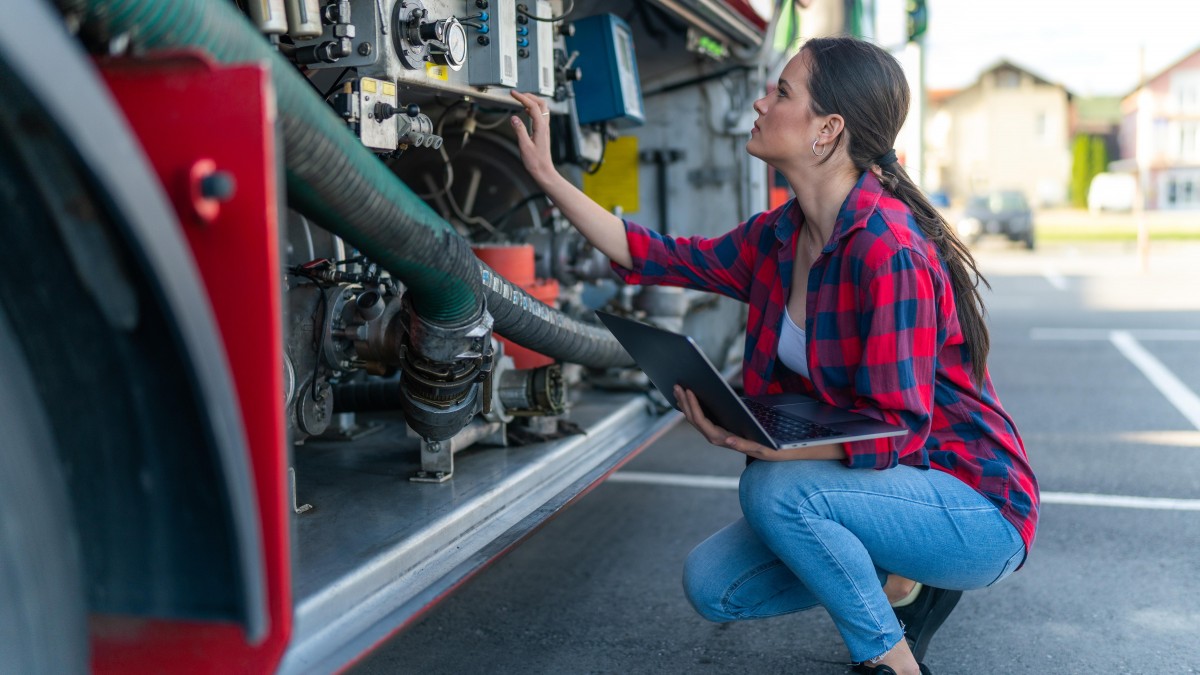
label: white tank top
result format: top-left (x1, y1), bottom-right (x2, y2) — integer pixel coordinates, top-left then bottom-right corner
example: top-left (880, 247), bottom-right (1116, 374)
top-left (777, 307), bottom-right (810, 378)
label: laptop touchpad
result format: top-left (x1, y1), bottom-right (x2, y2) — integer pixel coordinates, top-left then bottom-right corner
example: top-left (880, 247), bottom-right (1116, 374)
top-left (776, 403), bottom-right (861, 424)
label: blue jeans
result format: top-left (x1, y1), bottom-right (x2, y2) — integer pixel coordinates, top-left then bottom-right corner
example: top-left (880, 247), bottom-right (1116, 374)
top-left (682, 460), bottom-right (1026, 662)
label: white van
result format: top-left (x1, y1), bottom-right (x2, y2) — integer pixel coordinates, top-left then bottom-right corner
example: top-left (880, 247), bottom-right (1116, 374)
top-left (1088, 173), bottom-right (1137, 213)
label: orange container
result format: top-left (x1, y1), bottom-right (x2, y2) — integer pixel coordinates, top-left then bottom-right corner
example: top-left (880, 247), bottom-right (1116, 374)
top-left (472, 244), bottom-right (559, 369)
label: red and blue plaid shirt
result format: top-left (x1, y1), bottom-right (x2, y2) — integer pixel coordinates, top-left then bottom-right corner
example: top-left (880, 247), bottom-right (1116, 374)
top-left (612, 171), bottom-right (1039, 554)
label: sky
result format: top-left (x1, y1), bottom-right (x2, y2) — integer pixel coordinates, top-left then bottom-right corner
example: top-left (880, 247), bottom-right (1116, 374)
top-left (919, 0), bottom-right (1200, 97)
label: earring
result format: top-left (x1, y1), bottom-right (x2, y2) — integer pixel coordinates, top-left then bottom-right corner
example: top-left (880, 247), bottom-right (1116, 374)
top-left (812, 139), bottom-right (826, 157)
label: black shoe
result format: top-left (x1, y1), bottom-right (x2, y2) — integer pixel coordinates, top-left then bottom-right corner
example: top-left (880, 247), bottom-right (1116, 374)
top-left (893, 585), bottom-right (963, 662)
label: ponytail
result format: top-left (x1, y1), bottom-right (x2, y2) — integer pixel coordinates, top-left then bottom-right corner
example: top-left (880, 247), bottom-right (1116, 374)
top-left (879, 164), bottom-right (991, 384)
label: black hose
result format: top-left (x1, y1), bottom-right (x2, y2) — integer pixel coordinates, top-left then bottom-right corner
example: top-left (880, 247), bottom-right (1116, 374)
top-left (480, 264), bottom-right (631, 368)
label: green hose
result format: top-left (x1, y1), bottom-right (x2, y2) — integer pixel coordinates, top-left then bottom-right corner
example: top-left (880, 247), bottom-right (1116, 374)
top-left (60, 0), bottom-right (635, 367)
top-left (66, 0), bottom-right (481, 325)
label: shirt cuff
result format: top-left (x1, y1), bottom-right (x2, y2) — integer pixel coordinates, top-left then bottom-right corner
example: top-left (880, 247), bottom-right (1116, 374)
top-left (609, 219), bottom-right (654, 284)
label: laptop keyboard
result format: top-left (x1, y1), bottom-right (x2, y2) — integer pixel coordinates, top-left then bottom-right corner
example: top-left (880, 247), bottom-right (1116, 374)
top-left (742, 399), bottom-right (844, 442)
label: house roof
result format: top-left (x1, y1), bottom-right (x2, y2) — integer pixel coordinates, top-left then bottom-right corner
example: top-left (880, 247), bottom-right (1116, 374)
top-left (1124, 43), bottom-right (1200, 98)
top-left (936, 58), bottom-right (1072, 106)
top-left (980, 58), bottom-right (1070, 95)
top-left (928, 88), bottom-right (960, 105)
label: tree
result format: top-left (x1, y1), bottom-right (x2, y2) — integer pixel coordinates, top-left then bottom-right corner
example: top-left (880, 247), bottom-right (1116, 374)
top-left (1071, 135), bottom-right (1090, 209)
top-left (1069, 134), bottom-right (1110, 209)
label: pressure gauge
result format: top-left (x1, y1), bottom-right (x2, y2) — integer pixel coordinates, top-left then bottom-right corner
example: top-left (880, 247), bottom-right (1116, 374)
top-left (429, 18), bottom-right (467, 71)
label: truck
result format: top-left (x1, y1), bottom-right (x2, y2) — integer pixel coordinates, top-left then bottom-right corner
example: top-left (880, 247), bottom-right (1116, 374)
top-left (0, 0), bottom-right (818, 672)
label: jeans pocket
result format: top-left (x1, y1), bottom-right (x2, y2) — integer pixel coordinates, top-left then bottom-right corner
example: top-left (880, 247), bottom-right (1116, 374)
top-left (986, 546), bottom-right (1026, 587)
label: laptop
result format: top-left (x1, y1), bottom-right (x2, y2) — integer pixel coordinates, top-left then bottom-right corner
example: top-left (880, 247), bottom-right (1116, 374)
top-left (595, 310), bottom-right (907, 450)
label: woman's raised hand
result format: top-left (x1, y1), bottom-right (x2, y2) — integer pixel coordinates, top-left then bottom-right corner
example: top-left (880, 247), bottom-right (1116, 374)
top-left (509, 90), bottom-right (556, 185)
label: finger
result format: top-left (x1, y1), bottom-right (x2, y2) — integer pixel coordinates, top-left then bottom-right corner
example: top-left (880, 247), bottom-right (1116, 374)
top-left (509, 90), bottom-right (534, 109)
top-left (510, 90), bottom-right (545, 118)
top-left (723, 435), bottom-right (766, 456)
top-left (673, 385), bottom-right (695, 421)
top-left (676, 385), bottom-right (698, 423)
top-left (510, 116), bottom-right (532, 148)
top-left (683, 389), bottom-right (713, 429)
top-left (683, 389), bottom-right (732, 445)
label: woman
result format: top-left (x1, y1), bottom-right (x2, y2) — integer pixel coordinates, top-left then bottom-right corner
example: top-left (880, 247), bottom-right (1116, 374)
top-left (509, 36), bottom-right (1038, 675)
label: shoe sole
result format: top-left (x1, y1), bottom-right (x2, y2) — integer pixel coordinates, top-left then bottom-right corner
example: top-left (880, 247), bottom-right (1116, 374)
top-left (908, 588), bottom-right (962, 662)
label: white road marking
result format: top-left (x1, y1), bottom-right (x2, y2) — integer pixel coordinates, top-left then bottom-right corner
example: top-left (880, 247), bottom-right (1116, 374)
top-left (1031, 328), bottom-right (1200, 341)
top-left (1041, 267), bottom-right (1069, 291)
top-left (609, 471), bottom-right (1200, 511)
top-left (1109, 330), bottom-right (1200, 431)
top-left (1039, 492), bottom-right (1200, 511)
top-left (610, 471), bottom-right (739, 491)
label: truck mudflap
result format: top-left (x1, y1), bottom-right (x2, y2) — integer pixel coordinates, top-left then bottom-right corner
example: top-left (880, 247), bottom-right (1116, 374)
top-left (280, 397), bottom-right (682, 673)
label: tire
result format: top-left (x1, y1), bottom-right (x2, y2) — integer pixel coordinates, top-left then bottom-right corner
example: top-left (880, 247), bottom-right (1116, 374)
top-left (1022, 229), bottom-right (1036, 250)
top-left (0, 304), bottom-right (88, 675)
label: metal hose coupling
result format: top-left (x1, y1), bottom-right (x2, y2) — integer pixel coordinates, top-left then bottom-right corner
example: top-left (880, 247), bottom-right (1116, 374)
top-left (397, 294), bottom-right (495, 441)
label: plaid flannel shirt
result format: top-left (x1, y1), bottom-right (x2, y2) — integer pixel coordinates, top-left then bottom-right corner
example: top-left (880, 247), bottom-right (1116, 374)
top-left (611, 171), bottom-right (1039, 554)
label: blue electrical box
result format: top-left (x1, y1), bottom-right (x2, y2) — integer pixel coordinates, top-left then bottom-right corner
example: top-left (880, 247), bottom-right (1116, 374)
top-left (565, 14), bottom-right (645, 127)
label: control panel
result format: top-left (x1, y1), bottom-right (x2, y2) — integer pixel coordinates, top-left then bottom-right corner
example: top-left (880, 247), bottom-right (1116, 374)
top-left (565, 13), bottom-right (644, 127)
top-left (516, 0), bottom-right (555, 97)
top-left (297, 0), bottom-right (562, 105)
top-left (466, 0), bottom-right (517, 87)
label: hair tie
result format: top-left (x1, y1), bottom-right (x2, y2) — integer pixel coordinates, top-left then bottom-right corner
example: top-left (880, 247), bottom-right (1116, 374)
top-left (874, 149), bottom-right (898, 167)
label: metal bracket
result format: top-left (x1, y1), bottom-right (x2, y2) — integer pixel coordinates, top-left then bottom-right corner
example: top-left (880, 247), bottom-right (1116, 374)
top-left (411, 438), bottom-right (453, 483)
top-left (410, 419), bottom-right (506, 483)
top-left (289, 467), bottom-right (313, 514)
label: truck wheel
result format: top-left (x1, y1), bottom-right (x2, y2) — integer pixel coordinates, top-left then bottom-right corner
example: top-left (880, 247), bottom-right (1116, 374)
top-left (1022, 229), bottom-right (1036, 250)
top-left (0, 305), bottom-right (88, 675)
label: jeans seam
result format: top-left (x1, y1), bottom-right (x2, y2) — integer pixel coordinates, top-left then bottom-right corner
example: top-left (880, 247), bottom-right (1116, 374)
top-left (794, 495), bottom-right (895, 661)
top-left (719, 559), bottom-right (793, 619)
top-left (799, 487), bottom-right (998, 513)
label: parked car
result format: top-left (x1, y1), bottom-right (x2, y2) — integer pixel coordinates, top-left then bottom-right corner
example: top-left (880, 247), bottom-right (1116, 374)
top-left (956, 190), bottom-right (1035, 249)
top-left (1088, 172), bottom-right (1136, 213)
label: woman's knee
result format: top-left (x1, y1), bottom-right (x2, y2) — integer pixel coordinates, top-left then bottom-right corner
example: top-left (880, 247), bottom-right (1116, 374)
top-left (739, 460), bottom-right (832, 525)
top-left (681, 542), bottom-right (733, 622)
top-left (738, 460), bottom-right (785, 521)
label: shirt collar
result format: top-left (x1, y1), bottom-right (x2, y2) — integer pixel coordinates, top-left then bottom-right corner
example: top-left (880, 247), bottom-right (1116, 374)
top-left (773, 171), bottom-right (884, 250)
top-left (826, 171), bottom-right (884, 252)
top-left (773, 198), bottom-right (803, 245)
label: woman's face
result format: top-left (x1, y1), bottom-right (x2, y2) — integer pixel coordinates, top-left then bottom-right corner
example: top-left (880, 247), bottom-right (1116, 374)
top-left (747, 52), bottom-right (825, 168)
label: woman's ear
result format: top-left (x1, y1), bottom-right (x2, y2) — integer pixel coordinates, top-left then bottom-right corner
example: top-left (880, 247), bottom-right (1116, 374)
top-left (820, 113), bottom-right (846, 142)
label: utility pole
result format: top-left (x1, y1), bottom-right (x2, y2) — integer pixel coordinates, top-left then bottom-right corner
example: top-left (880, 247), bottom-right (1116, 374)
top-left (1135, 43), bottom-right (1150, 273)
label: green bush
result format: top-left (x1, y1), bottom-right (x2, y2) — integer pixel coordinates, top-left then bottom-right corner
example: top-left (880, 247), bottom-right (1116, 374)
top-left (1070, 134), bottom-right (1109, 209)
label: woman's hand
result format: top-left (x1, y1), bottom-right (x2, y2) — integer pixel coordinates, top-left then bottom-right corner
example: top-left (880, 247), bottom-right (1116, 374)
top-left (673, 385), bottom-right (846, 462)
top-left (674, 385), bottom-right (779, 461)
top-left (509, 90), bottom-right (556, 185)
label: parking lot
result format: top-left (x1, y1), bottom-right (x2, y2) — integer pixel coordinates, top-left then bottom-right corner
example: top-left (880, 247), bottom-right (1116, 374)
top-left (355, 239), bottom-right (1200, 674)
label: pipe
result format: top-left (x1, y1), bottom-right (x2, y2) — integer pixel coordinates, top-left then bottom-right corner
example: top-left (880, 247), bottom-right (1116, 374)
top-left (479, 266), bottom-right (631, 368)
top-left (63, 0), bottom-right (479, 324)
top-left (58, 0), bottom-right (632, 367)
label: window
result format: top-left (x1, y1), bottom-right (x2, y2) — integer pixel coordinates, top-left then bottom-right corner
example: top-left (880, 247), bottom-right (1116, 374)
top-left (1172, 121), bottom-right (1200, 161)
top-left (995, 69), bottom-right (1021, 89)
top-left (1169, 71), bottom-right (1200, 114)
top-left (1160, 171), bottom-right (1200, 209)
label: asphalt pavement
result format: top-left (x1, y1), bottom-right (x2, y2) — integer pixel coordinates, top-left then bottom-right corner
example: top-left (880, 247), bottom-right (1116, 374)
top-left (354, 238), bottom-right (1200, 675)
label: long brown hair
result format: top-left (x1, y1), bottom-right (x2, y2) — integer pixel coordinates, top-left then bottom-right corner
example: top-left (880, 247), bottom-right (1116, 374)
top-left (802, 36), bottom-right (992, 384)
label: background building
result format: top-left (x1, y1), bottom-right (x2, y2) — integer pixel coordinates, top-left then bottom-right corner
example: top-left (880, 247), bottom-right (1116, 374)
top-left (926, 60), bottom-right (1072, 207)
top-left (1115, 45), bottom-right (1200, 210)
